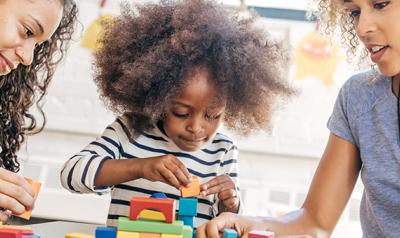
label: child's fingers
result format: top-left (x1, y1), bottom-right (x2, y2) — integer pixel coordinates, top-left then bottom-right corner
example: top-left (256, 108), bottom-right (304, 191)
top-left (170, 160), bottom-right (191, 185)
top-left (221, 197), bottom-right (239, 209)
top-left (159, 168), bottom-right (181, 189)
top-left (218, 189), bottom-right (237, 201)
top-left (201, 178), bottom-right (233, 196)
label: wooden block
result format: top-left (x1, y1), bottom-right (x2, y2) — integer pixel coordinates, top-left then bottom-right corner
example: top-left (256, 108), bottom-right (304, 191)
top-left (0, 229), bottom-right (23, 238)
top-left (181, 226), bottom-right (193, 238)
top-left (65, 233), bottom-right (94, 238)
top-left (178, 215), bottom-right (194, 228)
top-left (223, 229), bottom-right (237, 238)
top-left (180, 176), bottom-right (200, 198)
top-left (26, 235), bottom-right (41, 238)
top-left (138, 209), bottom-right (166, 221)
top-left (160, 234), bottom-right (182, 238)
top-left (118, 217), bottom-right (183, 234)
top-left (248, 230), bottom-right (275, 238)
top-left (95, 226), bottom-right (116, 238)
top-left (178, 198), bottom-right (197, 216)
top-left (0, 226), bottom-right (32, 231)
top-left (139, 233), bottom-right (161, 238)
top-left (117, 231), bottom-right (140, 238)
top-left (130, 197), bottom-right (176, 223)
top-left (150, 193), bottom-right (167, 199)
top-left (17, 178), bottom-right (41, 220)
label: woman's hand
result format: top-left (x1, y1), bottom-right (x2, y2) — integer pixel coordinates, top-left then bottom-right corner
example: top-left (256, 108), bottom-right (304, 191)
top-left (0, 168), bottom-right (35, 222)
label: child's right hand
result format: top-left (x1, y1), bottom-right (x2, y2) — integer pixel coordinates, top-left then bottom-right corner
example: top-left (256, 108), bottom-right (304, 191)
top-left (140, 154), bottom-right (192, 189)
top-left (0, 168), bottom-right (35, 222)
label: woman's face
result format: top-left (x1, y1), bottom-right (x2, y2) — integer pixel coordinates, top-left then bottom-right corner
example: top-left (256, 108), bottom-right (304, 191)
top-left (0, 0), bottom-right (63, 76)
top-left (342, 0), bottom-right (400, 77)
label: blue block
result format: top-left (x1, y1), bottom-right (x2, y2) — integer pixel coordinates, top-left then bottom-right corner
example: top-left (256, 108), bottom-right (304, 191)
top-left (150, 192), bottom-right (168, 199)
top-left (223, 228), bottom-right (238, 238)
top-left (179, 215), bottom-right (194, 227)
top-left (179, 198), bottom-right (198, 216)
top-left (95, 226), bottom-right (117, 238)
top-left (27, 235), bottom-right (41, 238)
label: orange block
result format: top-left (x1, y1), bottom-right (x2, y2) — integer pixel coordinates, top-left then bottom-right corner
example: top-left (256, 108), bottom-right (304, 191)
top-left (130, 197), bottom-right (176, 223)
top-left (180, 176), bottom-right (200, 198)
top-left (17, 178), bottom-right (41, 220)
top-left (139, 233), bottom-right (161, 238)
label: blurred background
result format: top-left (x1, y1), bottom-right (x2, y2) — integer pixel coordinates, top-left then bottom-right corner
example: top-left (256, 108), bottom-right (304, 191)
top-left (18, 0), bottom-right (364, 237)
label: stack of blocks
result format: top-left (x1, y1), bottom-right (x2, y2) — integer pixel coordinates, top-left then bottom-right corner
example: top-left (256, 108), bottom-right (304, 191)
top-left (66, 176), bottom-right (202, 238)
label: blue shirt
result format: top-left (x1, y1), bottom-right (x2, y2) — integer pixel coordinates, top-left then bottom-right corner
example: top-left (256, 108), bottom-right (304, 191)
top-left (327, 71), bottom-right (400, 238)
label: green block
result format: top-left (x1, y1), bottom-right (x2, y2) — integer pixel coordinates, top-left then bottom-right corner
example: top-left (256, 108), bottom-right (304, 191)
top-left (118, 217), bottom-right (184, 234)
top-left (182, 225), bottom-right (193, 238)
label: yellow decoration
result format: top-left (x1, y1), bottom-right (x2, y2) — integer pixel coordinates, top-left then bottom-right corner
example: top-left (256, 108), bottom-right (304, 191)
top-left (138, 209), bottom-right (167, 221)
top-left (81, 14), bottom-right (114, 50)
top-left (294, 31), bottom-right (342, 86)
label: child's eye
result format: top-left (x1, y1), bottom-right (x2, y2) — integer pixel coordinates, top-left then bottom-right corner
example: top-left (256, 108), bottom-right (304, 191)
top-left (373, 1), bottom-right (390, 9)
top-left (172, 112), bottom-right (189, 118)
top-left (205, 114), bottom-right (221, 121)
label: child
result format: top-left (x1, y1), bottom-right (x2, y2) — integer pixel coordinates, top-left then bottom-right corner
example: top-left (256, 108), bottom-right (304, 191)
top-left (0, 0), bottom-right (77, 221)
top-left (197, 0), bottom-right (400, 237)
top-left (60, 0), bottom-right (294, 227)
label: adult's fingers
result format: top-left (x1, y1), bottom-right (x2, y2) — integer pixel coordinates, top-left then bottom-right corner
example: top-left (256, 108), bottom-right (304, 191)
top-left (0, 168), bottom-right (35, 198)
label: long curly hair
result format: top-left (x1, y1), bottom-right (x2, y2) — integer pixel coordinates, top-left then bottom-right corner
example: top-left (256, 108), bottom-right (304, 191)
top-left (0, 0), bottom-right (78, 172)
top-left (314, 0), bottom-right (367, 60)
top-left (95, 0), bottom-right (295, 137)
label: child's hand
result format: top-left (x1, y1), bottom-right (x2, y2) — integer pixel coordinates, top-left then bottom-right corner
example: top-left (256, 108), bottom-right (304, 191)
top-left (200, 175), bottom-right (239, 213)
top-left (140, 154), bottom-right (192, 189)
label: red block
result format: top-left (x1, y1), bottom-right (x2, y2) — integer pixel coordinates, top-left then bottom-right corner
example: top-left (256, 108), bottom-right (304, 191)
top-left (130, 197), bottom-right (176, 223)
top-left (0, 228), bottom-right (34, 238)
top-left (248, 230), bottom-right (275, 238)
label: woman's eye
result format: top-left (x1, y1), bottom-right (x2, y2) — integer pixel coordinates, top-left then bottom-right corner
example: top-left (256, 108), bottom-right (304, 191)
top-left (349, 9), bottom-right (361, 18)
top-left (24, 26), bottom-right (34, 38)
top-left (374, 1), bottom-right (390, 9)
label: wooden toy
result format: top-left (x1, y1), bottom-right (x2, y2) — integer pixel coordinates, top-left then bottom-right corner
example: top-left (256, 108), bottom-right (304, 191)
top-left (95, 227), bottom-right (117, 238)
top-left (248, 230), bottom-right (275, 238)
top-left (130, 197), bottom-right (176, 224)
top-left (118, 217), bottom-right (183, 234)
top-left (17, 178), bottom-right (41, 220)
top-left (180, 177), bottom-right (200, 198)
top-left (223, 229), bottom-right (237, 238)
top-left (116, 231), bottom-right (139, 238)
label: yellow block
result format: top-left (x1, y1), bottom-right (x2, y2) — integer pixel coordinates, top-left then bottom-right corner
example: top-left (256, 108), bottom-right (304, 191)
top-left (117, 231), bottom-right (140, 238)
top-left (161, 234), bottom-right (183, 238)
top-left (138, 209), bottom-right (166, 221)
top-left (65, 233), bottom-right (94, 238)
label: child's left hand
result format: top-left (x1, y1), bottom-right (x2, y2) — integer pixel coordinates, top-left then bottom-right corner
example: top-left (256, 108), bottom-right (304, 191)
top-left (200, 175), bottom-right (239, 213)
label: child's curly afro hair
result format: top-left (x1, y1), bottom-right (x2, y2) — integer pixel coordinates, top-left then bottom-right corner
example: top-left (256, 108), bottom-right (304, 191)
top-left (94, 0), bottom-right (295, 136)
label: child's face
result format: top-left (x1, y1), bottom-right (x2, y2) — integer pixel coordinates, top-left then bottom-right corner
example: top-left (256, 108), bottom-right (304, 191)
top-left (163, 67), bottom-right (225, 152)
top-left (0, 0), bottom-right (63, 76)
top-left (342, 0), bottom-right (400, 77)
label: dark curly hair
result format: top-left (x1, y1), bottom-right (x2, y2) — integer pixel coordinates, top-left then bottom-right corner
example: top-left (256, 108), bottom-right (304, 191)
top-left (0, 0), bottom-right (78, 172)
top-left (95, 0), bottom-right (295, 137)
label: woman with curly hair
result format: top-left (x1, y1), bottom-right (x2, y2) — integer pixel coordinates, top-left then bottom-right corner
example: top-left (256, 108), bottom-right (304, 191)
top-left (197, 0), bottom-right (400, 237)
top-left (60, 0), bottom-right (294, 227)
top-left (0, 0), bottom-right (77, 222)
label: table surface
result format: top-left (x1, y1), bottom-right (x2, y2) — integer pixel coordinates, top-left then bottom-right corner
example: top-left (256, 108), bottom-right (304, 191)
top-left (30, 221), bottom-right (99, 238)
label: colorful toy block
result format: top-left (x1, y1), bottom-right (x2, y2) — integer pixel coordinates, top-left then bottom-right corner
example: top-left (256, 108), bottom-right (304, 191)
top-left (150, 193), bottom-right (168, 199)
top-left (0, 227), bottom-right (34, 238)
top-left (160, 234), bottom-right (182, 238)
top-left (116, 231), bottom-right (139, 238)
top-left (178, 198), bottom-right (197, 216)
top-left (118, 217), bottom-right (184, 234)
top-left (130, 197), bottom-right (176, 224)
top-left (138, 209), bottom-right (166, 221)
top-left (17, 178), bottom-right (41, 220)
top-left (65, 233), bottom-right (94, 238)
top-left (181, 226), bottom-right (193, 238)
top-left (223, 229), bottom-right (237, 238)
top-left (180, 176), bottom-right (200, 198)
top-left (178, 215), bottom-right (194, 228)
top-left (27, 235), bottom-right (41, 238)
top-left (95, 227), bottom-right (116, 238)
top-left (139, 233), bottom-right (161, 238)
top-left (248, 230), bottom-right (275, 238)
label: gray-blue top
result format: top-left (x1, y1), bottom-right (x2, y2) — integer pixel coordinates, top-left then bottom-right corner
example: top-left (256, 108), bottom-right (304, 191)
top-left (327, 71), bottom-right (400, 238)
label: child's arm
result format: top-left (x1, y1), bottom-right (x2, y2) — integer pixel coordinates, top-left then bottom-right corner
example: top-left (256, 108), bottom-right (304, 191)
top-left (200, 143), bottom-right (241, 214)
top-left (60, 119), bottom-right (191, 193)
top-left (197, 133), bottom-right (361, 237)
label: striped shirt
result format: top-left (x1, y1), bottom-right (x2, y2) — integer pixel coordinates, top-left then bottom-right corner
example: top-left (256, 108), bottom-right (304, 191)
top-left (60, 116), bottom-right (241, 227)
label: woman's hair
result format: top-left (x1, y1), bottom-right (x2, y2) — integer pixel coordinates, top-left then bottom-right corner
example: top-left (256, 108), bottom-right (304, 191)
top-left (95, 0), bottom-right (295, 136)
top-left (314, 0), bottom-right (367, 60)
top-left (0, 0), bottom-right (78, 172)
